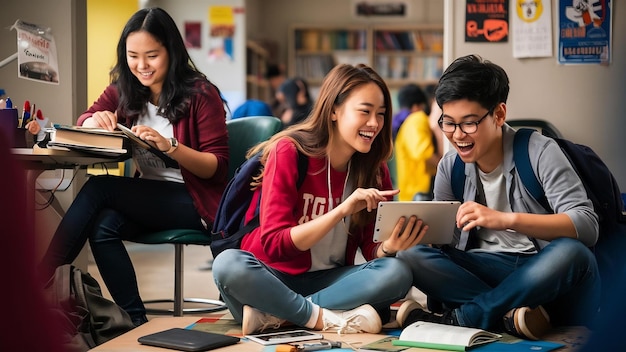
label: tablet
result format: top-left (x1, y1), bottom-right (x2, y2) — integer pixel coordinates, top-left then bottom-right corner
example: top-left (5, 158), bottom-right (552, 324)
top-left (245, 329), bottom-right (323, 345)
top-left (373, 201), bottom-right (461, 244)
top-left (138, 328), bottom-right (239, 351)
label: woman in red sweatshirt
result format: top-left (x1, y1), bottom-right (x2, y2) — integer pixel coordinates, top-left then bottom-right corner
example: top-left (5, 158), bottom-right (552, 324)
top-left (213, 63), bottom-right (424, 336)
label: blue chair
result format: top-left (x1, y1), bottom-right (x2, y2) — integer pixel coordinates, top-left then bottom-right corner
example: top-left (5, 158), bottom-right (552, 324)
top-left (132, 116), bottom-right (283, 316)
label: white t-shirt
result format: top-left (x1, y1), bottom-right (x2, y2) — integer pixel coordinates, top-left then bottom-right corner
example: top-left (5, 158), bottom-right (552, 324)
top-left (473, 164), bottom-right (536, 253)
top-left (133, 103), bottom-right (183, 183)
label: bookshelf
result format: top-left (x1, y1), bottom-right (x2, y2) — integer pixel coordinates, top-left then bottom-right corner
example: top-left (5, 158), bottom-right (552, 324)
top-left (246, 40), bottom-right (271, 101)
top-left (288, 24), bottom-right (444, 90)
top-left (288, 25), bottom-right (370, 86)
top-left (373, 25), bottom-right (444, 88)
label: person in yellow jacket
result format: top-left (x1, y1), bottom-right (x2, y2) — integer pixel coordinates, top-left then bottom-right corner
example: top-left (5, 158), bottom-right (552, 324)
top-left (394, 84), bottom-right (439, 201)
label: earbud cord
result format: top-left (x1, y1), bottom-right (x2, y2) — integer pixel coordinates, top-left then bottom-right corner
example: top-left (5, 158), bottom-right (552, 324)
top-left (327, 157), bottom-right (351, 210)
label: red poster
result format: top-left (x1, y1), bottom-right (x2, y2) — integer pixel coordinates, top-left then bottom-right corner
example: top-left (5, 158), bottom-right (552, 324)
top-left (465, 0), bottom-right (509, 42)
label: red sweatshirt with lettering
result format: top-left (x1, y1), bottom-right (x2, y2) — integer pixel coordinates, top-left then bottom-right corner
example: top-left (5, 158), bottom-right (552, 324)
top-left (241, 138), bottom-right (393, 275)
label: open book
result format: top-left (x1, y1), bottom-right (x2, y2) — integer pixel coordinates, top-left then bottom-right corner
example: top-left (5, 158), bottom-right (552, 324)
top-left (393, 321), bottom-right (501, 351)
top-left (116, 123), bottom-right (178, 168)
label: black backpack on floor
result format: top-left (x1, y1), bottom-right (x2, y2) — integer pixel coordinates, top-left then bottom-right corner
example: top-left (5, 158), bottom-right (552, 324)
top-left (44, 264), bottom-right (135, 352)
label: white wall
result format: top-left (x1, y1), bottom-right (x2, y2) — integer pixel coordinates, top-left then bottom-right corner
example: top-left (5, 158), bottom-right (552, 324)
top-left (0, 0), bottom-right (86, 128)
top-left (0, 0), bottom-right (88, 267)
top-left (147, 0), bottom-right (247, 111)
top-left (0, 0), bottom-right (86, 208)
top-left (444, 0), bottom-right (626, 190)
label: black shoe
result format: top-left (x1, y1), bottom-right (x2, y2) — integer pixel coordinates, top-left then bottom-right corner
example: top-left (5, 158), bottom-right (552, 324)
top-left (131, 314), bottom-right (149, 327)
top-left (502, 306), bottom-right (551, 340)
top-left (397, 300), bottom-right (459, 328)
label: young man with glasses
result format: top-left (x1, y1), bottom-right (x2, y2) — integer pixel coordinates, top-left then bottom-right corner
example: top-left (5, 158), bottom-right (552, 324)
top-left (395, 54), bottom-right (600, 340)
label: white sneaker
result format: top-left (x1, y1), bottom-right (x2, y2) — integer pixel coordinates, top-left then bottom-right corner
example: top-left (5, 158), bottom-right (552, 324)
top-left (322, 304), bottom-right (382, 334)
top-left (241, 305), bottom-right (286, 335)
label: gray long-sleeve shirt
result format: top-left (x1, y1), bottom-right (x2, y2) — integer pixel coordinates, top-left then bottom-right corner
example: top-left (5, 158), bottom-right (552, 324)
top-left (434, 124), bottom-right (599, 250)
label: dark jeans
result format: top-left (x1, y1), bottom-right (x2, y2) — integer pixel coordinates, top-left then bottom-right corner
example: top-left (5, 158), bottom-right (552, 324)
top-left (398, 238), bottom-right (600, 330)
top-left (40, 175), bottom-right (206, 319)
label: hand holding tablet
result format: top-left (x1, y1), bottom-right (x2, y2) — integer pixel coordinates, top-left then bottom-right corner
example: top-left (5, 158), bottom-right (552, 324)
top-left (373, 201), bottom-right (461, 244)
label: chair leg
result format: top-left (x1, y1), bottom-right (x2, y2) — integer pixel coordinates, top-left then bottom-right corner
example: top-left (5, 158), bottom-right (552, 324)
top-left (174, 243), bottom-right (184, 316)
top-left (143, 243), bottom-right (227, 316)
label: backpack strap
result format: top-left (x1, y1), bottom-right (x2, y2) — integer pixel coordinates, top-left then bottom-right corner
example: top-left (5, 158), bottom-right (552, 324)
top-left (451, 155), bottom-right (465, 202)
top-left (240, 150), bottom-right (309, 233)
top-left (513, 128), bottom-right (551, 211)
top-left (450, 128), bottom-right (551, 211)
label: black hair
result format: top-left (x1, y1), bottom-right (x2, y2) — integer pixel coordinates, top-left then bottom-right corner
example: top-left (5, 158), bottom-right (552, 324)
top-left (110, 7), bottom-right (223, 123)
top-left (265, 63), bottom-right (283, 80)
top-left (435, 54), bottom-right (509, 112)
top-left (397, 83), bottom-right (428, 109)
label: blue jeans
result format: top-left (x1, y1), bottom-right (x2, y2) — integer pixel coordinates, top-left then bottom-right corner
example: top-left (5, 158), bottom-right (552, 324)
top-left (212, 249), bottom-right (412, 326)
top-left (40, 175), bottom-right (206, 320)
top-left (397, 238), bottom-right (600, 330)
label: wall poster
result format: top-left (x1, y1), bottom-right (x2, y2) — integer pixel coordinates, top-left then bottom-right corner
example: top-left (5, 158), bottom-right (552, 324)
top-left (11, 20), bottom-right (59, 85)
top-left (208, 6), bottom-right (235, 63)
top-left (512, 0), bottom-right (553, 58)
top-left (184, 21), bottom-right (202, 49)
top-left (558, 0), bottom-right (611, 64)
top-left (465, 0), bottom-right (509, 42)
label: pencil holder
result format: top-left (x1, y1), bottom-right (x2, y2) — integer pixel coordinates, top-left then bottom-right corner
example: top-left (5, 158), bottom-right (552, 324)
top-left (13, 127), bottom-right (36, 148)
top-left (0, 108), bottom-right (18, 147)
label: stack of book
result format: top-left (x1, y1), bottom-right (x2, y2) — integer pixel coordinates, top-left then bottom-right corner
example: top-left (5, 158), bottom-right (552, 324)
top-left (48, 124), bottom-right (128, 157)
top-left (47, 123), bottom-right (178, 168)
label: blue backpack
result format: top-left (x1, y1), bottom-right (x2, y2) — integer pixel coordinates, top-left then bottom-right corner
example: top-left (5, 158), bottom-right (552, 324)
top-left (451, 128), bottom-right (626, 299)
top-left (210, 150), bottom-right (308, 258)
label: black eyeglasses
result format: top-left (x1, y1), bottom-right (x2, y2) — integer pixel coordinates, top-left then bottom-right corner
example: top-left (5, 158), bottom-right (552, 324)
top-left (438, 110), bottom-right (492, 134)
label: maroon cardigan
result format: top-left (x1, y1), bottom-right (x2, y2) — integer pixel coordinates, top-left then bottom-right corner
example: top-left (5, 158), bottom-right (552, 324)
top-left (77, 81), bottom-right (229, 224)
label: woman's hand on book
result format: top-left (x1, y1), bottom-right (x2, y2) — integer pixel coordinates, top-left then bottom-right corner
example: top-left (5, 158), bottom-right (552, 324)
top-left (131, 125), bottom-right (169, 151)
top-left (83, 111), bottom-right (118, 131)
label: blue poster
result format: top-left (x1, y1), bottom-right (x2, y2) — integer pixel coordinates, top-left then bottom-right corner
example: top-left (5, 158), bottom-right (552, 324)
top-left (558, 0), bottom-right (611, 64)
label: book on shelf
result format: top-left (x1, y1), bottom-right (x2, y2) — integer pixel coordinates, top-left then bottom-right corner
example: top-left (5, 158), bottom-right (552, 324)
top-left (301, 30), bottom-right (319, 51)
top-left (392, 321), bottom-right (501, 351)
top-left (48, 124), bottom-right (128, 157)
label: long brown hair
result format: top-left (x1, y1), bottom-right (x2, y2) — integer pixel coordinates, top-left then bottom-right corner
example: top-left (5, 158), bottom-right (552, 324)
top-left (249, 63), bottom-right (393, 227)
